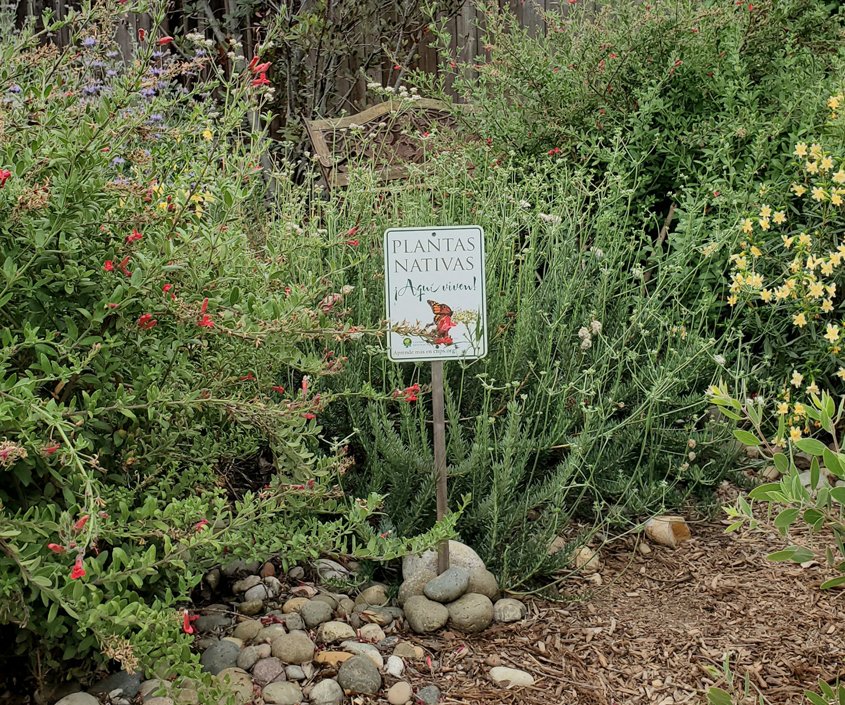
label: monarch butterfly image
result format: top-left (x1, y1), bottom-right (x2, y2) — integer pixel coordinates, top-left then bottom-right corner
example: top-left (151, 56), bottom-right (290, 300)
top-left (427, 300), bottom-right (453, 327)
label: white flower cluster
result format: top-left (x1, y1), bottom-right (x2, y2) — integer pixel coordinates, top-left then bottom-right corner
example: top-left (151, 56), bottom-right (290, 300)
top-left (577, 320), bottom-right (602, 350)
top-left (186, 32), bottom-right (214, 49)
top-left (538, 213), bottom-right (561, 225)
top-left (365, 82), bottom-right (422, 101)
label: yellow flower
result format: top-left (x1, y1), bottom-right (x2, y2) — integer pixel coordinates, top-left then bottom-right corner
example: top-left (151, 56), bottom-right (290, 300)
top-left (792, 183), bottom-right (807, 196)
top-left (775, 286), bottom-right (790, 300)
top-left (809, 281), bottom-right (825, 298)
top-left (202, 192), bottom-right (215, 203)
top-left (821, 156), bottom-right (835, 171)
top-left (760, 289), bottom-right (773, 302)
top-left (747, 272), bottom-right (764, 288)
top-left (783, 235), bottom-right (794, 249)
top-left (157, 201), bottom-right (168, 210)
top-left (827, 283), bottom-right (837, 296)
top-left (825, 323), bottom-right (841, 342)
top-left (810, 143), bottom-right (823, 159)
top-left (831, 252), bottom-right (842, 266)
top-left (772, 211), bottom-right (786, 225)
top-left (750, 245), bottom-right (762, 257)
top-left (190, 193), bottom-right (203, 203)
top-left (791, 370), bottom-right (804, 387)
top-left (758, 217), bottom-right (771, 231)
top-left (793, 311), bottom-right (807, 327)
top-left (807, 382), bottom-right (820, 395)
top-left (798, 233), bottom-right (812, 247)
top-left (733, 254), bottom-right (748, 270)
top-left (793, 402), bottom-right (806, 416)
top-left (837, 368), bottom-right (845, 381)
top-left (777, 402), bottom-right (789, 415)
top-left (806, 255), bottom-right (820, 271)
top-left (829, 95), bottom-right (843, 110)
top-left (194, 205), bottom-right (203, 217)
top-left (822, 298), bottom-right (834, 312)
top-left (821, 261), bottom-right (834, 276)
top-left (812, 186), bottom-right (827, 202)
top-left (794, 142), bottom-right (808, 158)
top-left (789, 425), bottom-right (803, 442)
top-left (153, 183), bottom-right (164, 195)
top-left (806, 161), bottom-right (820, 174)
top-left (202, 129), bottom-right (213, 141)
top-left (727, 294), bottom-right (738, 307)
top-left (833, 192), bottom-right (843, 207)
top-left (833, 170), bottom-right (845, 185)
top-left (741, 218), bottom-right (754, 234)
top-left (759, 204), bottom-right (772, 219)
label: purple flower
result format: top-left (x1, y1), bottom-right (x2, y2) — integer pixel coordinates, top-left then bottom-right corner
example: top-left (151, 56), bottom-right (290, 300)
top-left (151, 50), bottom-right (165, 59)
top-left (82, 83), bottom-right (101, 96)
top-left (195, 49), bottom-right (206, 57)
top-left (82, 37), bottom-right (97, 47)
top-left (148, 113), bottom-right (164, 123)
top-left (111, 156), bottom-right (126, 167)
top-left (112, 176), bottom-right (130, 185)
top-left (149, 67), bottom-right (164, 77)
top-left (139, 87), bottom-right (156, 98)
top-left (106, 69), bottom-right (118, 78)
top-left (106, 50), bottom-right (120, 59)
top-left (89, 60), bottom-right (105, 69)
top-left (8, 84), bottom-right (21, 94)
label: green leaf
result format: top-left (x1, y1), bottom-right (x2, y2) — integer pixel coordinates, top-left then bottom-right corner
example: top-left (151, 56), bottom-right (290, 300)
top-left (830, 487), bottom-right (845, 505)
top-left (795, 438), bottom-right (827, 456)
top-left (805, 691), bottom-right (830, 705)
top-left (773, 453), bottom-right (790, 474)
top-left (823, 448), bottom-right (843, 478)
top-left (820, 575), bottom-right (845, 590)
top-left (774, 508), bottom-right (800, 532)
top-left (733, 429), bottom-right (760, 447)
top-left (748, 482), bottom-right (782, 501)
top-left (707, 687), bottom-right (733, 705)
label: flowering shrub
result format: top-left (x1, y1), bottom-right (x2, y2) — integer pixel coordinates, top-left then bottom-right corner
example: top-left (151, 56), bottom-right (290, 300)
top-left (726, 92), bottom-right (845, 391)
top-left (0, 4), bottom-right (452, 691)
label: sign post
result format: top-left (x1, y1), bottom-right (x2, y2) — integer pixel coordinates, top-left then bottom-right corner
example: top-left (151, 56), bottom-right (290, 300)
top-left (383, 226), bottom-right (487, 574)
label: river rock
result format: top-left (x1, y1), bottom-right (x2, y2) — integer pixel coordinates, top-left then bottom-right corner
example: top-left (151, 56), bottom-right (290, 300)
top-left (317, 621), bottom-right (356, 644)
top-left (257, 624), bottom-right (287, 643)
top-left (397, 569), bottom-right (436, 607)
top-left (144, 698), bottom-right (173, 705)
top-left (263, 576), bottom-right (283, 598)
top-left (312, 593), bottom-right (338, 610)
top-left (403, 595), bottom-right (448, 634)
top-left (402, 541), bottom-right (485, 581)
top-left (283, 597), bottom-right (309, 614)
top-left (271, 631), bottom-right (316, 664)
top-left (386, 655), bottom-right (405, 678)
top-left (489, 666), bottom-right (535, 687)
top-left (140, 679), bottom-right (170, 698)
top-left (392, 642), bottom-right (419, 660)
top-left (285, 665), bottom-right (305, 681)
top-left (232, 575), bottom-right (262, 594)
top-left (315, 558), bottom-right (352, 582)
top-left (201, 640), bottom-right (241, 674)
top-left (355, 584), bottom-right (389, 607)
top-left (263, 681), bottom-right (302, 705)
top-left (89, 670), bottom-right (143, 697)
top-left (300, 600), bottom-right (333, 628)
top-left (447, 593), bottom-right (493, 633)
top-left (232, 619), bottom-right (262, 642)
top-left (216, 668), bottom-right (253, 704)
top-left (252, 657), bottom-right (285, 686)
top-left (237, 643), bottom-right (270, 671)
top-left (280, 613), bottom-right (304, 631)
top-left (493, 598), bottom-right (526, 623)
top-left (466, 568), bottom-right (499, 600)
top-left (339, 641), bottom-right (384, 669)
top-left (423, 567), bottom-right (469, 603)
top-left (387, 681), bottom-right (413, 705)
top-left (238, 599), bottom-right (264, 616)
top-left (573, 546), bottom-right (602, 574)
top-left (337, 655), bottom-right (382, 695)
top-left (335, 597), bottom-right (355, 617)
top-left (359, 623), bottom-right (385, 643)
top-left (309, 678), bottom-right (344, 705)
top-left (55, 695), bottom-right (99, 705)
top-left (244, 583), bottom-right (270, 602)
top-left (416, 685), bottom-right (441, 705)
top-left (205, 567), bottom-right (222, 590)
top-left (314, 651), bottom-right (353, 667)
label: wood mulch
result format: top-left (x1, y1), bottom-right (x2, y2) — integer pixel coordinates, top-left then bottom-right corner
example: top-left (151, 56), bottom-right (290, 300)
top-left (394, 513), bottom-right (845, 705)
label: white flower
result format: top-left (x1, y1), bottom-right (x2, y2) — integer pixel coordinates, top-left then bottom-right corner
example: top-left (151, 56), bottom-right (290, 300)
top-left (578, 326), bottom-right (591, 340)
top-left (580, 337), bottom-right (592, 350)
top-left (538, 213), bottom-right (561, 224)
top-left (340, 285), bottom-right (354, 295)
top-left (631, 265), bottom-right (644, 280)
top-left (590, 320), bottom-right (602, 335)
top-left (592, 247), bottom-right (605, 259)
top-left (714, 354), bottom-right (726, 366)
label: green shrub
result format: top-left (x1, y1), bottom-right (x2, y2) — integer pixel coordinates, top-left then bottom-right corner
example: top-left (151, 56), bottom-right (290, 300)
top-left (0, 4), bottom-right (450, 691)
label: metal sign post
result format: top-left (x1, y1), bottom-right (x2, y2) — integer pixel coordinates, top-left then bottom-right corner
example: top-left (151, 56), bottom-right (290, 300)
top-left (383, 226), bottom-right (487, 575)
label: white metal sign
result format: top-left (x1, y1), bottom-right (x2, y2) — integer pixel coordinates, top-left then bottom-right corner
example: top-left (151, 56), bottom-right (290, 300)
top-left (383, 226), bottom-right (487, 362)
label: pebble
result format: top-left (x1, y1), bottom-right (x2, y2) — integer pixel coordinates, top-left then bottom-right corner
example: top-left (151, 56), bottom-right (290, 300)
top-left (312, 593), bottom-right (338, 610)
top-left (89, 670), bottom-right (143, 697)
top-left (262, 681), bottom-right (302, 705)
top-left (638, 542), bottom-right (652, 555)
top-left (335, 597), bottom-right (355, 617)
top-left (252, 657), bottom-right (285, 686)
top-left (145, 698), bottom-right (174, 705)
top-left (257, 624), bottom-right (287, 643)
top-left (221, 559), bottom-right (247, 577)
top-left (283, 597), bottom-right (309, 613)
top-left (232, 575), bottom-right (262, 594)
top-left (237, 643), bottom-right (270, 670)
top-left (489, 666), bottom-right (535, 687)
top-left (392, 642), bottom-right (419, 660)
top-left (357, 605), bottom-right (395, 626)
top-left (493, 598), bottom-right (526, 623)
top-left (573, 546), bottom-right (602, 574)
top-left (244, 583), bottom-right (270, 602)
top-left (238, 599), bottom-right (264, 616)
top-left (204, 567), bottom-right (221, 590)
top-left (288, 565), bottom-right (305, 580)
top-left (337, 655), bottom-right (382, 694)
top-left (447, 593), bottom-right (493, 633)
top-left (260, 562), bottom-right (276, 578)
top-left (315, 558), bottom-right (352, 582)
top-left (281, 613), bottom-right (304, 632)
top-left (216, 668), bottom-right (253, 704)
top-left (339, 641), bottom-right (384, 669)
top-left (416, 685), bottom-right (441, 705)
top-left (308, 678), bottom-right (344, 705)
top-left (174, 688), bottom-right (199, 704)
top-left (397, 569), bottom-right (436, 606)
top-left (403, 595), bottom-right (449, 634)
top-left (317, 620), bottom-right (356, 644)
top-left (466, 568), bottom-right (499, 600)
top-left (271, 631), bottom-right (316, 664)
top-left (423, 567), bottom-right (469, 603)
top-left (285, 665), bottom-right (305, 681)
top-left (300, 599), bottom-right (334, 628)
top-left (201, 640), bottom-right (241, 674)
top-left (55, 695), bottom-right (99, 705)
top-left (139, 679), bottom-right (170, 698)
top-left (314, 651), bottom-right (353, 667)
top-left (232, 619), bottom-right (262, 642)
top-left (386, 655), bottom-right (405, 678)
top-left (222, 636), bottom-right (244, 648)
top-left (402, 541), bottom-right (485, 581)
top-left (387, 681), bottom-right (413, 705)
top-left (355, 584), bottom-right (389, 606)
top-left (359, 623), bottom-right (386, 642)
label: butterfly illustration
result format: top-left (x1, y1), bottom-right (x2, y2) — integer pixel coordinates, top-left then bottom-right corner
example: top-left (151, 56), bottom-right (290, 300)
top-left (427, 300), bottom-right (453, 326)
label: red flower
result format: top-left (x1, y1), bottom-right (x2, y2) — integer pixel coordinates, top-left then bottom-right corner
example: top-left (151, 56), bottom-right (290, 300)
top-left (251, 73), bottom-right (270, 87)
top-left (0, 169), bottom-right (11, 188)
top-left (271, 385), bottom-right (285, 394)
top-left (43, 443), bottom-right (61, 456)
top-left (162, 283), bottom-right (175, 299)
top-left (137, 313), bottom-right (157, 330)
top-left (345, 239), bottom-right (359, 246)
top-left (200, 297), bottom-right (209, 314)
top-left (434, 335), bottom-right (453, 346)
top-left (252, 62), bottom-right (271, 74)
top-left (436, 315), bottom-right (456, 333)
top-left (393, 64), bottom-right (401, 70)
top-left (118, 256), bottom-right (131, 276)
top-left (157, 36), bottom-right (173, 46)
top-left (70, 554), bottom-right (86, 580)
top-left (193, 519), bottom-right (209, 532)
top-left (302, 412), bottom-right (316, 420)
top-left (301, 376), bottom-right (309, 396)
top-left (103, 260), bottom-right (115, 271)
top-left (105, 303), bottom-right (119, 309)
top-left (239, 372), bottom-right (256, 381)
top-left (248, 56), bottom-right (259, 71)
top-left (197, 314), bottom-right (214, 328)
top-left (47, 543), bottom-right (65, 553)
top-left (138, 28), bottom-right (146, 43)
top-left (182, 609), bottom-right (199, 634)
top-left (126, 228), bottom-right (143, 243)
top-left (73, 515), bottom-right (90, 532)
top-left (548, 147), bottom-right (561, 156)
top-left (346, 226), bottom-right (359, 237)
